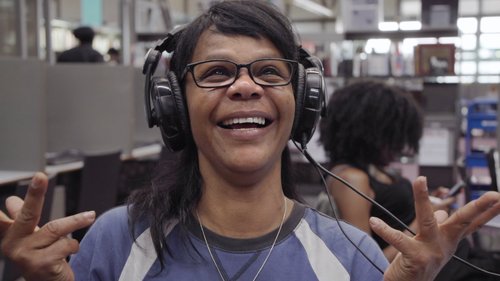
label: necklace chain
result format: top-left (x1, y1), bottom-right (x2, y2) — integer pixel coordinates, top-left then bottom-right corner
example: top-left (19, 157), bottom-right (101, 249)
top-left (196, 197), bottom-right (288, 281)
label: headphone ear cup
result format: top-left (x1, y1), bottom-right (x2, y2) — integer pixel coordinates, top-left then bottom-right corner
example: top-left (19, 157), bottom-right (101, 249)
top-left (292, 64), bottom-right (306, 142)
top-left (292, 63), bottom-right (325, 146)
top-left (143, 49), bottom-right (163, 128)
top-left (148, 77), bottom-right (164, 127)
top-left (142, 28), bottom-right (188, 150)
top-left (167, 71), bottom-right (190, 141)
top-left (151, 72), bottom-right (189, 151)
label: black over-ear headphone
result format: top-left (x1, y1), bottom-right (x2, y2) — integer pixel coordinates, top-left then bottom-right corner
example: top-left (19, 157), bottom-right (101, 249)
top-left (143, 27), bottom-right (326, 151)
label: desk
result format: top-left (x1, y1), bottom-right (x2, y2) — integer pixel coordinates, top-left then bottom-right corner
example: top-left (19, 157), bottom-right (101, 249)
top-left (125, 143), bottom-right (162, 160)
top-left (45, 161), bottom-right (84, 175)
top-left (1, 144), bottom-right (163, 186)
top-left (45, 143), bottom-right (163, 175)
top-left (0, 170), bottom-right (35, 186)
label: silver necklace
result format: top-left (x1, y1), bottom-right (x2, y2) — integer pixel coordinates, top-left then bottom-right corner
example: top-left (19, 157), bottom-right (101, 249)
top-left (196, 197), bottom-right (288, 281)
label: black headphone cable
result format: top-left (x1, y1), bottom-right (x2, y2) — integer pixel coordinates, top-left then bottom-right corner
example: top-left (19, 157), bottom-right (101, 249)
top-left (311, 156), bottom-right (386, 275)
top-left (294, 143), bottom-right (500, 278)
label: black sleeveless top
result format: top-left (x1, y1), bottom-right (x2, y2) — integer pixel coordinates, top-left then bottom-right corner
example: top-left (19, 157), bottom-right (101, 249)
top-left (368, 171), bottom-right (415, 249)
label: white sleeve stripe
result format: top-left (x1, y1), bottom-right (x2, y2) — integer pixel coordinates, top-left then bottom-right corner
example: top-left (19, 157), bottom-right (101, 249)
top-left (118, 228), bottom-right (158, 281)
top-left (295, 219), bottom-right (350, 281)
top-left (118, 220), bottom-right (179, 281)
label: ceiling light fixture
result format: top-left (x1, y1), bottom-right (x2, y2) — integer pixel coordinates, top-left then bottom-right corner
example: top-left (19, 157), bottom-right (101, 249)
top-left (294, 0), bottom-right (334, 17)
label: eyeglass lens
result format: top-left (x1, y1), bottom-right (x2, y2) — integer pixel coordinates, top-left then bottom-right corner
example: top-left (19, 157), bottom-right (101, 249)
top-left (191, 59), bottom-right (294, 88)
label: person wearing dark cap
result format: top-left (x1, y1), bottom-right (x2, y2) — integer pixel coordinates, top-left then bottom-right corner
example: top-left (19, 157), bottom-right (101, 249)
top-left (57, 26), bottom-right (104, 63)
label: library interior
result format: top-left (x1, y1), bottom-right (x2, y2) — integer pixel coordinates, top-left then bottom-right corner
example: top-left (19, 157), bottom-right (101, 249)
top-left (1, 0), bottom-right (500, 280)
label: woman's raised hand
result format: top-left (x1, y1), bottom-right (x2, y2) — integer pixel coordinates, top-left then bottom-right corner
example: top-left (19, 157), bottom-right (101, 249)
top-left (372, 176), bottom-right (500, 281)
top-left (0, 172), bottom-right (96, 281)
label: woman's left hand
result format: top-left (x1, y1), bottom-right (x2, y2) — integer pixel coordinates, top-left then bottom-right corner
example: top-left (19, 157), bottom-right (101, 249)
top-left (430, 186), bottom-right (456, 211)
top-left (371, 176), bottom-right (500, 281)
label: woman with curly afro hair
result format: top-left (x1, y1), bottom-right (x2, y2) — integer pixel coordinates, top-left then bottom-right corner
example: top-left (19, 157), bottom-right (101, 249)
top-left (317, 80), bottom-right (500, 281)
top-left (318, 81), bottom-right (431, 259)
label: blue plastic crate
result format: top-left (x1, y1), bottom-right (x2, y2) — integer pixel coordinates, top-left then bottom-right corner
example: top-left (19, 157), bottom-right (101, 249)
top-left (465, 153), bottom-right (487, 167)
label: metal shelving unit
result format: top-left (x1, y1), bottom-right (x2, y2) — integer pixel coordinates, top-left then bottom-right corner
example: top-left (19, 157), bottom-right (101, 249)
top-left (464, 97), bottom-right (497, 200)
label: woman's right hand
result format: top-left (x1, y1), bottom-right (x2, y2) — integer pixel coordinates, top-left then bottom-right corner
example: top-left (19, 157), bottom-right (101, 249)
top-left (0, 172), bottom-right (95, 281)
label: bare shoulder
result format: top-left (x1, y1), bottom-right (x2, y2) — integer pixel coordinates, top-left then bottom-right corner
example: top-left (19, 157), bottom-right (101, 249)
top-left (333, 165), bottom-right (369, 184)
top-left (329, 165), bottom-right (372, 194)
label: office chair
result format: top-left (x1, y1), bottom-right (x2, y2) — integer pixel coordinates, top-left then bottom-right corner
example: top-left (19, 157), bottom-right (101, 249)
top-left (2, 173), bottom-right (57, 281)
top-left (72, 151), bottom-right (122, 241)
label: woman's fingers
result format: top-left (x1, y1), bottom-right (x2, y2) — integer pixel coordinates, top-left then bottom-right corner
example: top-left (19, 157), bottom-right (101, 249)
top-left (45, 236), bottom-right (81, 260)
top-left (433, 210), bottom-right (449, 224)
top-left (18, 237), bottom-right (80, 266)
top-left (442, 191), bottom-right (500, 238)
top-left (430, 196), bottom-right (456, 212)
top-left (0, 210), bottom-right (15, 236)
top-left (35, 211), bottom-right (96, 246)
top-left (1, 171), bottom-right (95, 254)
top-left (10, 237), bottom-right (79, 281)
top-left (5, 211), bottom-right (96, 253)
top-left (378, 177), bottom-right (500, 281)
top-left (431, 187), bottom-right (449, 197)
top-left (441, 197), bottom-right (456, 208)
top-left (412, 177), bottom-right (440, 240)
top-left (0, 172), bottom-right (94, 281)
top-left (370, 217), bottom-right (413, 253)
top-left (369, 217), bottom-right (435, 281)
top-left (4, 196), bottom-right (25, 219)
top-left (8, 172), bottom-right (48, 236)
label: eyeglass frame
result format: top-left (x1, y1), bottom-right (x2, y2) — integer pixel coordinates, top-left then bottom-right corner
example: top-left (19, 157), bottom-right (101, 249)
top-left (181, 58), bottom-right (298, 88)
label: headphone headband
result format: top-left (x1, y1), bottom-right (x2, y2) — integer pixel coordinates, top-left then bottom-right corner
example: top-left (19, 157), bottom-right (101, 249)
top-left (143, 28), bottom-right (326, 151)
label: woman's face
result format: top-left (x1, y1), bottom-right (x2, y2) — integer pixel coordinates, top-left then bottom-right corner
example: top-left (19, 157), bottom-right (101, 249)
top-left (184, 29), bottom-right (295, 180)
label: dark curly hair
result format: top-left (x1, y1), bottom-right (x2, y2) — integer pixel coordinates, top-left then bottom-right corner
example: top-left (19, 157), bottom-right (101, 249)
top-left (319, 80), bottom-right (423, 169)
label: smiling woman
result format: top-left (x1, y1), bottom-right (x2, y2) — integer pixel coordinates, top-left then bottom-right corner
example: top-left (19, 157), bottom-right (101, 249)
top-left (1, 1), bottom-right (500, 281)
top-left (184, 33), bottom-right (296, 183)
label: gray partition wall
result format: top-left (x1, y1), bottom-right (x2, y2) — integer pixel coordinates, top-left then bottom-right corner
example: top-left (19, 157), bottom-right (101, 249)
top-left (47, 64), bottom-right (136, 154)
top-left (0, 58), bottom-right (47, 171)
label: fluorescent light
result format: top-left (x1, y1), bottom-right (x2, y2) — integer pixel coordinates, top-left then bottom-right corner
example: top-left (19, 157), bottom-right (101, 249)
top-left (294, 0), bottom-right (334, 17)
top-left (399, 21), bottom-right (422, 31)
top-left (378, 21), bottom-right (399, 31)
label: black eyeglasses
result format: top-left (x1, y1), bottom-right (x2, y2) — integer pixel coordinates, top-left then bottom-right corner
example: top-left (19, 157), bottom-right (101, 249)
top-left (183, 58), bottom-right (297, 88)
